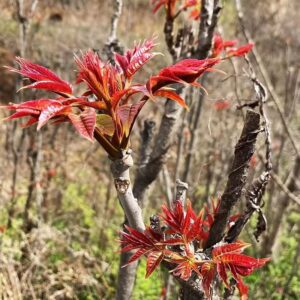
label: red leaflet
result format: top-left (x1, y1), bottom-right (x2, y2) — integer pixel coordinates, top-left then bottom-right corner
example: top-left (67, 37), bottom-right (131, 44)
top-left (68, 108), bottom-right (96, 142)
top-left (151, 0), bottom-right (168, 14)
top-left (211, 35), bottom-right (254, 59)
top-left (8, 57), bottom-right (73, 96)
top-left (154, 89), bottom-right (188, 109)
top-left (120, 225), bottom-right (165, 276)
top-left (152, 0), bottom-right (177, 17)
top-left (151, 0), bottom-right (200, 20)
top-left (148, 58), bottom-right (220, 92)
top-left (183, 0), bottom-right (200, 20)
top-left (120, 225), bottom-right (163, 253)
top-left (115, 39), bottom-right (157, 79)
top-left (161, 200), bottom-right (196, 236)
top-left (228, 43), bottom-right (254, 57)
top-left (75, 50), bottom-right (122, 102)
top-left (212, 35), bottom-right (237, 57)
top-left (2, 99), bottom-right (68, 127)
top-left (37, 104), bottom-right (71, 130)
top-left (116, 101), bottom-right (146, 139)
top-left (212, 240), bottom-right (250, 258)
top-left (201, 262), bottom-right (216, 299)
top-left (146, 251), bottom-right (164, 278)
top-left (213, 99), bottom-right (231, 111)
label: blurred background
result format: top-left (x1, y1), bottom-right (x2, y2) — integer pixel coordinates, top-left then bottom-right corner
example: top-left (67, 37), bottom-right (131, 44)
top-left (0, 0), bottom-right (299, 299)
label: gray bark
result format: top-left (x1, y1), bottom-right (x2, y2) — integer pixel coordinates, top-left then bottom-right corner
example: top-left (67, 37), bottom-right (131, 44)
top-left (111, 150), bottom-right (145, 300)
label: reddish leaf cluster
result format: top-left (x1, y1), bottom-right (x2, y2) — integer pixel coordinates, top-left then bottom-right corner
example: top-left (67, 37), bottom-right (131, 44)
top-left (212, 34), bottom-right (254, 58)
top-left (213, 99), bottom-right (231, 111)
top-left (152, 0), bottom-right (200, 20)
top-left (120, 200), bottom-right (270, 299)
top-left (1, 38), bottom-right (219, 158)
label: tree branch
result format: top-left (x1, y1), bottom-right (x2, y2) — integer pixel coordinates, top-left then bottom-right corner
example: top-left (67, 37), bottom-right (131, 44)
top-left (194, 0), bottom-right (222, 59)
top-left (205, 110), bottom-right (261, 249)
top-left (110, 150), bottom-right (145, 232)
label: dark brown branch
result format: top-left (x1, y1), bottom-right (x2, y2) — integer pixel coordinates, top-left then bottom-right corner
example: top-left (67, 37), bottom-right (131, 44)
top-left (227, 59), bottom-right (273, 243)
top-left (205, 110), bottom-right (261, 249)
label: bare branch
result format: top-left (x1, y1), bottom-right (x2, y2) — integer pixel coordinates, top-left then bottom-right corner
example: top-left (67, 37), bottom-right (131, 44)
top-left (205, 110), bottom-right (261, 249)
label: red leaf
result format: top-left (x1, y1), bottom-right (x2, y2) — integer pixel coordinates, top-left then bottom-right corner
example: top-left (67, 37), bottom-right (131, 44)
top-left (120, 225), bottom-right (163, 253)
top-left (217, 262), bottom-right (229, 287)
top-left (213, 99), bottom-right (230, 111)
top-left (38, 105), bottom-right (70, 130)
top-left (236, 278), bottom-right (249, 300)
top-left (149, 58), bottom-right (220, 92)
top-left (151, 0), bottom-right (167, 14)
top-left (212, 34), bottom-right (237, 57)
top-left (123, 248), bottom-right (148, 266)
top-left (3, 110), bottom-right (38, 121)
top-left (75, 50), bottom-right (115, 101)
top-left (171, 261), bottom-right (194, 281)
top-left (228, 43), bottom-right (254, 57)
top-left (116, 101), bottom-right (145, 138)
top-left (68, 108), bottom-right (96, 142)
top-left (201, 262), bottom-right (216, 299)
top-left (115, 38), bottom-right (157, 79)
top-left (9, 57), bottom-right (72, 95)
top-left (19, 80), bottom-right (73, 95)
top-left (212, 241), bottom-right (251, 259)
top-left (146, 251), bottom-right (164, 278)
top-left (2, 99), bottom-right (66, 124)
top-left (154, 89), bottom-right (188, 109)
top-left (218, 254), bottom-right (270, 269)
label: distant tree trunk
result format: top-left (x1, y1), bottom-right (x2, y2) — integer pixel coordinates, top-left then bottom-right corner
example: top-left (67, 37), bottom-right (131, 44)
top-left (261, 157), bottom-right (300, 257)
